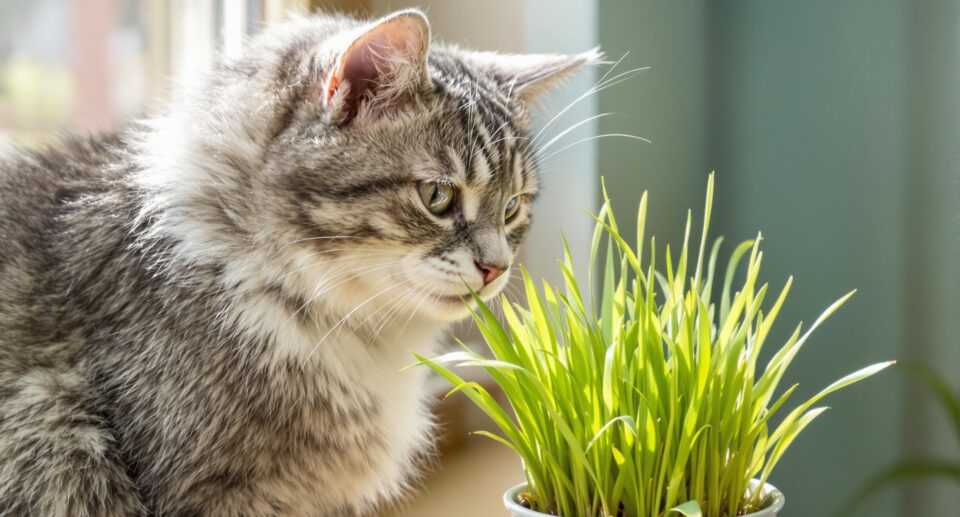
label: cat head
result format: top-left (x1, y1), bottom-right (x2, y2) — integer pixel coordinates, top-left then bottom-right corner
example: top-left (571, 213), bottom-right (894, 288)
top-left (138, 10), bottom-right (599, 324)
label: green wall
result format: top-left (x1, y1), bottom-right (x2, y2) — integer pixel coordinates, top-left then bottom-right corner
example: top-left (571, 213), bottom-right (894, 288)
top-left (598, 1), bottom-right (960, 516)
top-left (901, 2), bottom-right (960, 514)
top-left (707, 2), bottom-right (904, 516)
top-left (598, 0), bottom-right (709, 252)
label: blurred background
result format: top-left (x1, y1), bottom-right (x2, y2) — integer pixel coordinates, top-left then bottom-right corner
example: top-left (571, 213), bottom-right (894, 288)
top-left (1, 1), bottom-right (957, 516)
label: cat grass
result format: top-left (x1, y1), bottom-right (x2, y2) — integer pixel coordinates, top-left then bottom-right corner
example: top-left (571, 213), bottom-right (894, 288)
top-left (415, 173), bottom-right (892, 517)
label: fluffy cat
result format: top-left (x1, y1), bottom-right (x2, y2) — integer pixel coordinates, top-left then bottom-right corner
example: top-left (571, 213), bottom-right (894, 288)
top-left (0, 9), bottom-right (597, 516)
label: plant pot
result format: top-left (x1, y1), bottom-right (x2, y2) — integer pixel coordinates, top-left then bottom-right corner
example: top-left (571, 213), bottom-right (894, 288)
top-left (503, 479), bottom-right (786, 517)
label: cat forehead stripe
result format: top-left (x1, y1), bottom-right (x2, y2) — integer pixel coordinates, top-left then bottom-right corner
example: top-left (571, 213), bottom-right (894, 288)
top-left (460, 105), bottom-right (523, 189)
top-left (444, 146), bottom-right (467, 181)
top-left (512, 153), bottom-right (525, 192)
top-left (471, 145), bottom-right (493, 185)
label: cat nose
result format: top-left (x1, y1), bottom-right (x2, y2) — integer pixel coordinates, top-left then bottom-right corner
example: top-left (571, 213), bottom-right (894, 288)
top-left (475, 262), bottom-right (505, 285)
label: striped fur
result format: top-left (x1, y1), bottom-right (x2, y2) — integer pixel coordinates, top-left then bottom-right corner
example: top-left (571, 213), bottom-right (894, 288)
top-left (0, 10), bottom-right (596, 516)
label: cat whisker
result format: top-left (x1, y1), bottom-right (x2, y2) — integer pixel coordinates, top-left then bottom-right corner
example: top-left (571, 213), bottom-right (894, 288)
top-left (531, 83), bottom-right (647, 166)
top-left (353, 273), bottom-right (423, 333)
top-left (369, 289), bottom-right (417, 337)
top-left (533, 155), bottom-right (583, 175)
top-left (537, 112), bottom-right (616, 153)
top-left (374, 269), bottom-right (443, 344)
top-left (531, 59), bottom-right (648, 148)
top-left (278, 235), bottom-right (361, 252)
top-left (502, 282), bottom-right (522, 304)
top-left (273, 257), bottom-right (392, 311)
top-left (300, 281), bottom-right (406, 369)
top-left (280, 260), bottom-right (404, 329)
top-left (538, 133), bottom-right (651, 163)
top-left (395, 278), bottom-right (437, 341)
top-left (478, 135), bottom-right (529, 157)
top-left (308, 260), bottom-right (402, 300)
top-left (276, 249), bottom-right (406, 281)
top-left (366, 280), bottom-right (428, 344)
top-left (487, 118), bottom-right (513, 143)
top-left (595, 50), bottom-right (631, 85)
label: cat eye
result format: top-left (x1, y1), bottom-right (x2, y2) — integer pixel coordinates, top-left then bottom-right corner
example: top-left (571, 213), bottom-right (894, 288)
top-left (504, 195), bottom-right (522, 222)
top-left (418, 182), bottom-right (456, 216)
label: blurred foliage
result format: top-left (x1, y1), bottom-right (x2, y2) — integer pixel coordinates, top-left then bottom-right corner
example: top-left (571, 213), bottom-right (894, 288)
top-left (836, 363), bottom-right (960, 515)
top-left (0, 56), bottom-right (74, 127)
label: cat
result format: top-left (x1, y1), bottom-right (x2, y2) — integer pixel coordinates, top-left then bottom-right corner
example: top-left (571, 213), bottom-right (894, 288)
top-left (0, 8), bottom-right (597, 516)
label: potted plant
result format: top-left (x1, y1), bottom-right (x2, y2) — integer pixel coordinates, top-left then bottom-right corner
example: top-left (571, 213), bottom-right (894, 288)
top-left (415, 174), bottom-right (893, 517)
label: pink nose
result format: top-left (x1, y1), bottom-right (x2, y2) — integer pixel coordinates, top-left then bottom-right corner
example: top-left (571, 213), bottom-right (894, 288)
top-left (475, 262), bottom-right (505, 285)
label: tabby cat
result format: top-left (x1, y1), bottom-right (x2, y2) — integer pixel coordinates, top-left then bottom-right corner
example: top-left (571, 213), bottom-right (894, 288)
top-left (0, 9), bottom-right (597, 516)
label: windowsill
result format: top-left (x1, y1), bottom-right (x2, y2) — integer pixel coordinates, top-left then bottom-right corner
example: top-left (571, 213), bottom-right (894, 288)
top-left (384, 435), bottom-right (524, 516)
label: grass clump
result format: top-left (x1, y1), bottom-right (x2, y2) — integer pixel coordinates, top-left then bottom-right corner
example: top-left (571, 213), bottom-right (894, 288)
top-left (415, 174), bottom-right (892, 517)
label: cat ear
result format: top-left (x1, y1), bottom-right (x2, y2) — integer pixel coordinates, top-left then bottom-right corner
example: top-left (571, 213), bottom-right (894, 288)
top-left (464, 48), bottom-right (604, 104)
top-left (323, 10), bottom-right (431, 125)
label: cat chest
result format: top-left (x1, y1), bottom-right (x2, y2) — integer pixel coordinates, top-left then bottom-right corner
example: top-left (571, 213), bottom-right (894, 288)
top-left (245, 358), bottom-right (434, 514)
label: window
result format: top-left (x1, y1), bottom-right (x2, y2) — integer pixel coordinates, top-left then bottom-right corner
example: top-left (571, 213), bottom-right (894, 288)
top-left (0, 0), bottom-right (353, 147)
top-left (0, 0), bottom-right (143, 144)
